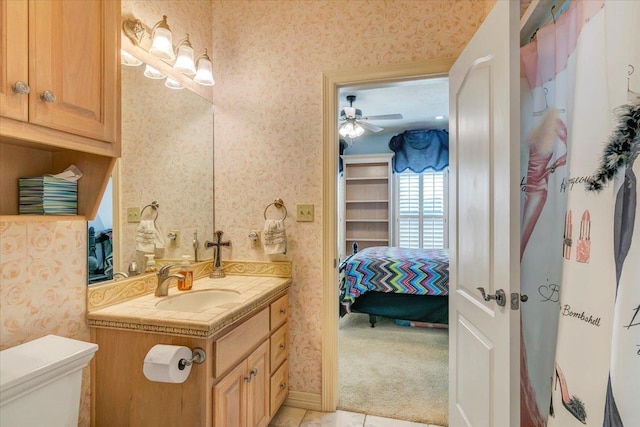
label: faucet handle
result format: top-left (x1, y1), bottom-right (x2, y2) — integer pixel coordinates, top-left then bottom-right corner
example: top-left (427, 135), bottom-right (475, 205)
top-left (158, 263), bottom-right (177, 276)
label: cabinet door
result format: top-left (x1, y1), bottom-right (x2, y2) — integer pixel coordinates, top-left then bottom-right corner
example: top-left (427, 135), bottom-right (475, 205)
top-left (29, 0), bottom-right (119, 143)
top-left (214, 362), bottom-right (246, 427)
top-left (0, 0), bottom-right (28, 121)
top-left (246, 341), bottom-right (270, 427)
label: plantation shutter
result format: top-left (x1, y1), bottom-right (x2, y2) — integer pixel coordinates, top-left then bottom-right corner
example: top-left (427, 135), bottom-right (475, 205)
top-left (397, 170), bottom-right (447, 249)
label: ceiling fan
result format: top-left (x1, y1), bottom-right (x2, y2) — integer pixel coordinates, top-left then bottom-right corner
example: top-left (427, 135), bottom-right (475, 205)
top-left (339, 94), bottom-right (403, 138)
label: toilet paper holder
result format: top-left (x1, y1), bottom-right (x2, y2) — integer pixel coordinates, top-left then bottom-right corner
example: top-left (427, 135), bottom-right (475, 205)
top-left (177, 348), bottom-right (206, 370)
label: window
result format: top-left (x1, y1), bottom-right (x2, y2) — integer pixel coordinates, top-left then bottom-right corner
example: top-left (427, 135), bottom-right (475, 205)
top-left (396, 170), bottom-right (447, 249)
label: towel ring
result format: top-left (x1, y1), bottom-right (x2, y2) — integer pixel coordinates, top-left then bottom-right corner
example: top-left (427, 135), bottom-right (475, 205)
top-left (263, 198), bottom-right (287, 220)
top-left (141, 201), bottom-right (159, 220)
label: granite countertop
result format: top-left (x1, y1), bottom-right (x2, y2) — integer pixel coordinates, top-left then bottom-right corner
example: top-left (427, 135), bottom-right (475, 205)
top-left (87, 275), bottom-right (291, 339)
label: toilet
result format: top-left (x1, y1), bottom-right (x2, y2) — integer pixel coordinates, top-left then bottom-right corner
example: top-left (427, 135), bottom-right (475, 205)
top-left (0, 334), bottom-right (98, 427)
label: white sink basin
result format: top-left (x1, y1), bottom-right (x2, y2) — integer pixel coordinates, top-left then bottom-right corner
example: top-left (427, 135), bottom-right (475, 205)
top-left (155, 289), bottom-right (242, 312)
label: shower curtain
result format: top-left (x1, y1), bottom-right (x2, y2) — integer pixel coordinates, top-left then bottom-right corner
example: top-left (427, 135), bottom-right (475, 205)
top-left (519, 1), bottom-right (640, 426)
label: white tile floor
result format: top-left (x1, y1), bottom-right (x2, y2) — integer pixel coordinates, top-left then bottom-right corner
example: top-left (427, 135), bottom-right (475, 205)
top-left (269, 406), bottom-right (446, 427)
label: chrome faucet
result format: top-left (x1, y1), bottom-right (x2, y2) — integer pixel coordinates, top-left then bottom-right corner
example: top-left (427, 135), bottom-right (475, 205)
top-left (113, 271), bottom-right (128, 280)
top-left (155, 264), bottom-right (184, 297)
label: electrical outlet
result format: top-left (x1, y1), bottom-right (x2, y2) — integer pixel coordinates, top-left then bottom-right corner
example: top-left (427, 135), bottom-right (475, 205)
top-left (126, 207), bottom-right (141, 223)
top-left (296, 203), bottom-right (314, 222)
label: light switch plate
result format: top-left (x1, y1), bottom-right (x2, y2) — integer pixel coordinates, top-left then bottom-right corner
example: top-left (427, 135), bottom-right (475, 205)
top-left (296, 203), bottom-right (314, 222)
top-left (127, 207), bottom-right (141, 222)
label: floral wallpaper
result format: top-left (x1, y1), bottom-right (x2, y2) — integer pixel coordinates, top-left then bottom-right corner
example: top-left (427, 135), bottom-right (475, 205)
top-left (0, 219), bottom-right (91, 426)
top-left (211, 0), bottom-right (489, 394)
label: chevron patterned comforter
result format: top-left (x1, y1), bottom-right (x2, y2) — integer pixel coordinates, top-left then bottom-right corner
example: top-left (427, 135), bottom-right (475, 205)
top-left (341, 246), bottom-right (449, 310)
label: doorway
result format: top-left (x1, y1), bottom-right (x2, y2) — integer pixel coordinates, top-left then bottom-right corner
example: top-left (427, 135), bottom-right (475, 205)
top-left (321, 59), bottom-right (454, 415)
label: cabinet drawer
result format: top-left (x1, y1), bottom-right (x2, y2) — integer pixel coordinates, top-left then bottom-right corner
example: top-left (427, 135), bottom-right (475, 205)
top-left (270, 294), bottom-right (289, 331)
top-left (270, 360), bottom-right (289, 417)
top-left (270, 323), bottom-right (288, 372)
top-left (215, 308), bottom-right (269, 377)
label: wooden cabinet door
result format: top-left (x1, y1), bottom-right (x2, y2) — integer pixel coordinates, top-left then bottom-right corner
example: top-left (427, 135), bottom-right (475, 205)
top-left (29, 0), bottom-right (119, 143)
top-left (214, 362), bottom-right (246, 427)
top-left (246, 341), bottom-right (270, 427)
top-left (0, 0), bottom-right (28, 121)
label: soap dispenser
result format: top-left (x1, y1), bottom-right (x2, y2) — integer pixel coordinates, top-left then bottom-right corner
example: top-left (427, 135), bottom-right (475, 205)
top-left (144, 254), bottom-right (156, 273)
top-left (177, 255), bottom-right (193, 291)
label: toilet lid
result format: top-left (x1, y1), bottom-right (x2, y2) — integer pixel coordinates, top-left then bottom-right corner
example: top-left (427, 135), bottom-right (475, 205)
top-left (0, 335), bottom-right (98, 402)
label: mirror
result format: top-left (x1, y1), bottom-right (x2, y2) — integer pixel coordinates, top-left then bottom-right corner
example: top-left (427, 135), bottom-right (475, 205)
top-left (87, 63), bottom-right (214, 285)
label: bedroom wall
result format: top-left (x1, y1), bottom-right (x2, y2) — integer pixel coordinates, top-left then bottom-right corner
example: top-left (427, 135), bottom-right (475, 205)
top-left (211, 0), bottom-right (491, 396)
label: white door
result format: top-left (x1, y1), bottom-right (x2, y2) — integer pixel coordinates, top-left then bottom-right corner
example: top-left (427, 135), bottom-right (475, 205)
top-left (448, 1), bottom-right (520, 426)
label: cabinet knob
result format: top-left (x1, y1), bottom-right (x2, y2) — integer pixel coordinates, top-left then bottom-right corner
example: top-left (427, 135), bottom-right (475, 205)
top-left (279, 343), bottom-right (286, 350)
top-left (12, 81), bottom-right (30, 95)
top-left (40, 90), bottom-right (56, 103)
top-left (279, 308), bottom-right (286, 315)
top-left (279, 382), bottom-right (286, 390)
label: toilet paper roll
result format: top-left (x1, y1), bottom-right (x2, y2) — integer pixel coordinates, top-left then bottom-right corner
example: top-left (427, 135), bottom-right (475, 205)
top-left (143, 344), bottom-right (193, 383)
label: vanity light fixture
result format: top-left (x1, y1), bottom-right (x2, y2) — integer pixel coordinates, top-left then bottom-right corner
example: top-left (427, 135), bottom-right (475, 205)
top-left (339, 120), bottom-right (365, 139)
top-left (122, 14), bottom-right (214, 92)
top-left (165, 77), bottom-right (185, 90)
top-left (148, 16), bottom-right (175, 61)
top-left (193, 49), bottom-right (215, 86)
top-left (121, 49), bottom-right (143, 66)
top-left (173, 35), bottom-right (196, 76)
top-left (143, 64), bottom-right (166, 80)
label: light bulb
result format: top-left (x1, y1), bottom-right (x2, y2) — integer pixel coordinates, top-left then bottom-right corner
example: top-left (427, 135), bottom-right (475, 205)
top-left (194, 50), bottom-right (215, 86)
top-left (173, 36), bottom-right (196, 76)
top-left (143, 64), bottom-right (166, 80)
top-left (165, 77), bottom-right (184, 90)
top-left (149, 16), bottom-right (175, 61)
top-left (121, 49), bottom-right (142, 66)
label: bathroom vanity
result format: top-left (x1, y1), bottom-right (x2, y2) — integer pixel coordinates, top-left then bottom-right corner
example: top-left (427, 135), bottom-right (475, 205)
top-left (88, 266), bottom-right (291, 427)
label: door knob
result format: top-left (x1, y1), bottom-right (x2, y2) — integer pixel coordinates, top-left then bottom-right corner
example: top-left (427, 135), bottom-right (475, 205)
top-left (40, 90), bottom-right (56, 103)
top-left (12, 81), bottom-right (30, 95)
top-left (477, 287), bottom-right (506, 307)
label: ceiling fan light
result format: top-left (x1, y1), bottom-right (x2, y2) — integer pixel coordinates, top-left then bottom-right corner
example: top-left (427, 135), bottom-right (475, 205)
top-left (339, 122), bottom-right (354, 137)
top-left (353, 123), bottom-right (365, 137)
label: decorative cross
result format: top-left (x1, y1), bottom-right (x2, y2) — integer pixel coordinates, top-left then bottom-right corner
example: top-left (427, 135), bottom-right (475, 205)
top-left (205, 230), bottom-right (231, 278)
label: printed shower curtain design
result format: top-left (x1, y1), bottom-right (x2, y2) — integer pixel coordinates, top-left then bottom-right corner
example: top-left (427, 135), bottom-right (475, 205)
top-left (519, 1), bottom-right (640, 426)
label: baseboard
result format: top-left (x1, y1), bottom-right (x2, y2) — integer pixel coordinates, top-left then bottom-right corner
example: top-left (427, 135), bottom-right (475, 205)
top-left (284, 391), bottom-right (323, 411)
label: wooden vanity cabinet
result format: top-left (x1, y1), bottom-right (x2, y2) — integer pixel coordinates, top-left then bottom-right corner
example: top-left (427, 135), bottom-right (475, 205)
top-left (213, 294), bottom-right (290, 427)
top-left (91, 292), bottom-right (289, 427)
top-left (0, 0), bottom-right (120, 218)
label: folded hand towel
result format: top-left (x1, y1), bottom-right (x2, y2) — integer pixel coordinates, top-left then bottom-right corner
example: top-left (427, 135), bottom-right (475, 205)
top-left (263, 219), bottom-right (287, 255)
top-left (135, 220), bottom-right (165, 253)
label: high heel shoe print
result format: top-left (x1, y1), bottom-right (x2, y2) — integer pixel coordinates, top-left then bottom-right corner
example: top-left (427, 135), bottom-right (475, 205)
top-left (555, 363), bottom-right (587, 424)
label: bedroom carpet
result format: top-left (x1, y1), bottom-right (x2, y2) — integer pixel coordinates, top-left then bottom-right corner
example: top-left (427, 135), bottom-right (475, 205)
top-left (338, 313), bottom-right (449, 426)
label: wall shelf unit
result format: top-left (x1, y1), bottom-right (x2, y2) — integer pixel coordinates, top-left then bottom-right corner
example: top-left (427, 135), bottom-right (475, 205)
top-left (339, 153), bottom-right (394, 257)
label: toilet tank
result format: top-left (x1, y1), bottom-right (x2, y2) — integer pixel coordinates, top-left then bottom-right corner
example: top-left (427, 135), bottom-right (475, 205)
top-left (0, 335), bottom-right (98, 427)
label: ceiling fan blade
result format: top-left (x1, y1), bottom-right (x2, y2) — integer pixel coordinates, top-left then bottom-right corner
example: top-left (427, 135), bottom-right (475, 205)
top-left (359, 121), bottom-right (384, 133)
top-left (361, 113), bottom-right (403, 121)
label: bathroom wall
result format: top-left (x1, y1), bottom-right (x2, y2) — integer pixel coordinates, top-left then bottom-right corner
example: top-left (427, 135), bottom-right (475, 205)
top-left (0, 219), bottom-right (91, 426)
top-left (211, 0), bottom-right (490, 395)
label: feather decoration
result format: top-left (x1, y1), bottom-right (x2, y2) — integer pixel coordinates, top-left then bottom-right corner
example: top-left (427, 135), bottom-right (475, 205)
top-left (586, 103), bottom-right (640, 192)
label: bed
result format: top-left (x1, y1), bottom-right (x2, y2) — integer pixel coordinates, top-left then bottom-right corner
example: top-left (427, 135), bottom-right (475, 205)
top-left (339, 245), bottom-right (449, 327)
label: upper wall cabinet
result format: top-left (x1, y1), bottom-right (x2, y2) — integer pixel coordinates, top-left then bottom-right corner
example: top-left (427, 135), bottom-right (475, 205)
top-left (0, 0), bottom-right (121, 218)
top-left (1, 0), bottom-right (120, 153)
